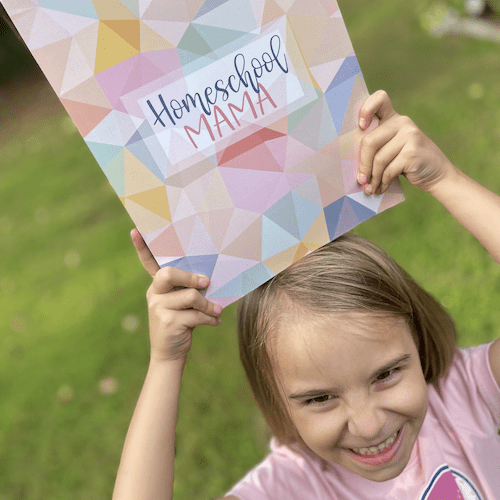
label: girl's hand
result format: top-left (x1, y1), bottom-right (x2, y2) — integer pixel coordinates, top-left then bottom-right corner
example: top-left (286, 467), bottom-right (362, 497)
top-left (130, 229), bottom-right (222, 364)
top-left (357, 90), bottom-right (455, 195)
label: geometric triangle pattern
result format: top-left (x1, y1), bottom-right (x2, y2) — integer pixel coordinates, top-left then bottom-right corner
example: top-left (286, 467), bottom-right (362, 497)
top-left (2, 0), bottom-right (404, 306)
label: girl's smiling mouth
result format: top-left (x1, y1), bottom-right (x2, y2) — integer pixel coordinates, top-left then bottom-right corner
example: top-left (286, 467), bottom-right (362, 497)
top-left (343, 425), bottom-right (405, 467)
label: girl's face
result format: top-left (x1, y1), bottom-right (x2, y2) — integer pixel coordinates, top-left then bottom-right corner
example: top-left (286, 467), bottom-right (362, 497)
top-left (273, 312), bottom-right (428, 482)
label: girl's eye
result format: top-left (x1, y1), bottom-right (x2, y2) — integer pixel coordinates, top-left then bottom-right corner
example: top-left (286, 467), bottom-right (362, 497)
top-left (305, 395), bottom-right (336, 407)
top-left (375, 367), bottom-right (400, 383)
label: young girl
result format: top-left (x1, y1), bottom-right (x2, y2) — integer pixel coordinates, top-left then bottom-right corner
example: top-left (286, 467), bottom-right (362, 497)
top-left (112, 91), bottom-right (500, 500)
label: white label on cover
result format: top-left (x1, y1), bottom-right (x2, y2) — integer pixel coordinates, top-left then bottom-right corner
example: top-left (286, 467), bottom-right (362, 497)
top-left (132, 28), bottom-right (309, 161)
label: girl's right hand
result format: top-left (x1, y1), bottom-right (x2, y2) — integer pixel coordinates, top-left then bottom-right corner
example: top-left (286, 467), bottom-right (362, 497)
top-left (131, 228), bottom-right (223, 364)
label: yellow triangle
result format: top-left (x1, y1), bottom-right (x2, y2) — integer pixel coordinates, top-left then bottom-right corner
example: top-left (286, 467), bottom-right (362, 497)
top-left (127, 186), bottom-right (172, 222)
top-left (264, 244), bottom-right (300, 274)
top-left (302, 212), bottom-right (329, 246)
top-left (102, 20), bottom-right (141, 52)
top-left (293, 242), bottom-right (311, 262)
top-left (262, 0), bottom-right (286, 25)
top-left (95, 21), bottom-right (140, 74)
top-left (124, 150), bottom-right (165, 196)
top-left (140, 21), bottom-right (175, 52)
top-left (124, 199), bottom-right (171, 234)
top-left (93, 0), bottom-right (138, 20)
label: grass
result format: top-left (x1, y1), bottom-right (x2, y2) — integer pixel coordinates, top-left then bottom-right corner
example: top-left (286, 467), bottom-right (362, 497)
top-left (1, 0), bottom-right (500, 498)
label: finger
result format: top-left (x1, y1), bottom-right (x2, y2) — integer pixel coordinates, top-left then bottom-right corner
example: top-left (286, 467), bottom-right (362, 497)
top-left (358, 120), bottom-right (399, 187)
top-left (150, 266), bottom-right (210, 295)
top-left (364, 134), bottom-right (404, 195)
top-left (152, 287), bottom-right (223, 317)
top-left (376, 159), bottom-right (405, 195)
top-left (359, 90), bottom-right (396, 131)
top-left (131, 228), bottom-right (160, 277)
top-left (175, 309), bottom-right (222, 329)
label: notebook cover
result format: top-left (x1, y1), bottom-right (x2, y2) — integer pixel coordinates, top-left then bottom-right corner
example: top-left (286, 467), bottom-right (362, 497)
top-left (2, 0), bottom-right (404, 306)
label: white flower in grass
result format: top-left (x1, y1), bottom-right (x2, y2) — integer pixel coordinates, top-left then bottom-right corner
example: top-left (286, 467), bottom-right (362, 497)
top-left (98, 377), bottom-right (119, 395)
top-left (468, 83), bottom-right (485, 100)
top-left (64, 250), bottom-right (81, 269)
top-left (122, 314), bottom-right (140, 333)
top-left (57, 385), bottom-right (74, 403)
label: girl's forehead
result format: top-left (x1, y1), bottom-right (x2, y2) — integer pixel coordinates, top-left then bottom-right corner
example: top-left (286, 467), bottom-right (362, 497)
top-left (272, 312), bottom-right (414, 379)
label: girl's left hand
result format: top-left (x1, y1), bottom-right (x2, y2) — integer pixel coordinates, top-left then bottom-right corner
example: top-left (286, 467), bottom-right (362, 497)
top-left (357, 90), bottom-right (455, 195)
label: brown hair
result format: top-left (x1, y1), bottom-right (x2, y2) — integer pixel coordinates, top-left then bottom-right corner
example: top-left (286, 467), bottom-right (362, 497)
top-left (237, 232), bottom-right (456, 465)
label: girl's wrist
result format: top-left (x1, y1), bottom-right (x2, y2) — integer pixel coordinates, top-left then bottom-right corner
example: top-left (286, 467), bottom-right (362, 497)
top-left (149, 353), bottom-right (187, 374)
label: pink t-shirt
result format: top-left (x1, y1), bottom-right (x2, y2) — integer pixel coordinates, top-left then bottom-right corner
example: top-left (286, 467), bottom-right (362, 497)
top-left (226, 342), bottom-right (500, 499)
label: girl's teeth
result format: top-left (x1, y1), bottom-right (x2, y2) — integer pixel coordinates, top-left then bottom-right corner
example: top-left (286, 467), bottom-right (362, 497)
top-left (351, 430), bottom-right (398, 456)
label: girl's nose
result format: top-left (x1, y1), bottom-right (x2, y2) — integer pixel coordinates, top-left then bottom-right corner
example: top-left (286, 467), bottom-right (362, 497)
top-left (346, 400), bottom-right (386, 441)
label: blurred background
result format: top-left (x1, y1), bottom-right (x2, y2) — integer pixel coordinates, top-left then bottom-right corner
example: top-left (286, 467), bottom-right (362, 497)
top-left (1, 0), bottom-right (499, 498)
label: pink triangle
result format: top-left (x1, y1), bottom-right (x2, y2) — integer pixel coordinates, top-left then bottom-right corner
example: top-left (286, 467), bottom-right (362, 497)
top-left (265, 136), bottom-right (288, 171)
top-left (172, 215), bottom-right (197, 253)
top-left (148, 224), bottom-right (184, 257)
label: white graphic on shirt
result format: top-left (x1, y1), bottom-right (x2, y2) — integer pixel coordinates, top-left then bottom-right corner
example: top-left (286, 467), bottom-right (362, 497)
top-left (419, 465), bottom-right (482, 500)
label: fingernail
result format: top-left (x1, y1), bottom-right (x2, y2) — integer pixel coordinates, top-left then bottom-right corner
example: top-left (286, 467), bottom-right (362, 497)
top-left (364, 184), bottom-right (373, 195)
top-left (214, 304), bottom-right (223, 315)
top-left (357, 172), bottom-right (367, 185)
top-left (199, 277), bottom-right (210, 288)
top-left (359, 117), bottom-right (366, 129)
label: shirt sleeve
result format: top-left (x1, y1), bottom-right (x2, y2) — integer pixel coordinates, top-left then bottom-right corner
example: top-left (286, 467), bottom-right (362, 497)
top-left (438, 342), bottom-right (500, 432)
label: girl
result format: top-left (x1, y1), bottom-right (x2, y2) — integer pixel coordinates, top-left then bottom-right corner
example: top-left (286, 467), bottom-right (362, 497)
top-left (112, 91), bottom-right (500, 499)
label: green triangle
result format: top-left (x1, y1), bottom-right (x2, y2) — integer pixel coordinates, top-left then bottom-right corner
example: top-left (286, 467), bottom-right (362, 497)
top-left (178, 24), bottom-right (214, 57)
top-left (191, 23), bottom-right (248, 51)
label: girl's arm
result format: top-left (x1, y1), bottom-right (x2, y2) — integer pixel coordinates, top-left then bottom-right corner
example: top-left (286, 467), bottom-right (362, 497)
top-left (112, 230), bottom-right (223, 500)
top-left (358, 90), bottom-right (500, 265)
top-left (357, 90), bottom-right (500, 388)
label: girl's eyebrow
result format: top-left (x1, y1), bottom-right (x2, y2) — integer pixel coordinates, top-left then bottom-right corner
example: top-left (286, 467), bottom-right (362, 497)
top-left (287, 354), bottom-right (412, 400)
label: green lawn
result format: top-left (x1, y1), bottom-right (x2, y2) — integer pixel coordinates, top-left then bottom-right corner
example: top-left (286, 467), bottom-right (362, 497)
top-left (1, 1), bottom-right (500, 498)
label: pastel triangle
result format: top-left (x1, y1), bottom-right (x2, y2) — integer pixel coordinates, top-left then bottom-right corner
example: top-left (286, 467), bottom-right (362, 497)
top-left (140, 21), bottom-right (175, 51)
top-left (222, 217), bottom-right (262, 261)
top-left (127, 186), bottom-right (171, 222)
top-left (124, 199), bottom-right (171, 234)
top-left (102, 20), bottom-right (141, 51)
top-left (60, 99), bottom-right (112, 137)
top-left (124, 149), bottom-right (166, 196)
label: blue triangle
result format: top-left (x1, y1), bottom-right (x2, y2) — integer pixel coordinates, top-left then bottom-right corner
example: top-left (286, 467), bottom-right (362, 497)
top-left (262, 216), bottom-right (301, 261)
top-left (126, 141), bottom-right (164, 182)
top-left (345, 198), bottom-right (376, 224)
top-left (324, 76), bottom-right (356, 133)
top-left (126, 130), bottom-right (143, 146)
top-left (241, 263), bottom-right (274, 296)
top-left (326, 56), bottom-right (362, 93)
top-left (291, 192), bottom-right (322, 240)
top-left (264, 193), bottom-right (301, 241)
top-left (161, 258), bottom-right (184, 270)
top-left (209, 273), bottom-right (242, 299)
top-left (192, 24), bottom-right (247, 51)
top-left (39, 0), bottom-right (98, 19)
top-left (324, 196), bottom-right (346, 240)
top-left (179, 254), bottom-right (219, 280)
top-left (87, 142), bottom-right (123, 169)
top-left (195, 0), bottom-right (232, 19)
